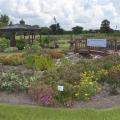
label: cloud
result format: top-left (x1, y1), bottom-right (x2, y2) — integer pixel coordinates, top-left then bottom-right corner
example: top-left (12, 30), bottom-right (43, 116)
top-left (0, 0), bottom-right (119, 30)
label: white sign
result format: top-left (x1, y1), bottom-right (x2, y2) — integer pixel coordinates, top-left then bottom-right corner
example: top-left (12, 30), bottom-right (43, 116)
top-left (87, 39), bottom-right (107, 47)
top-left (57, 85), bottom-right (64, 91)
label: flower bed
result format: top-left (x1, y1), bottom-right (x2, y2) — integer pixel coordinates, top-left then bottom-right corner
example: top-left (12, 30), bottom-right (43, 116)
top-left (0, 54), bottom-right (120, 107)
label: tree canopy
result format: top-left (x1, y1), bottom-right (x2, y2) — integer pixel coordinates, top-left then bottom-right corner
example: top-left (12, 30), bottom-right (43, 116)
top-left (72, 26), bottom-right (83, 34)
top-left (49, 23), bottom-right (64, 34)
top-left (100, 19), bottom-right (113, 33)
top-left (0, 14), bottom-right (9, 27)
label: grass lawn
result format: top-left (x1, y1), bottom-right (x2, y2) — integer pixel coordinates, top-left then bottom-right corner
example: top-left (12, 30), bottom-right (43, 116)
top-left (0, 104), bottom-right (120, 120)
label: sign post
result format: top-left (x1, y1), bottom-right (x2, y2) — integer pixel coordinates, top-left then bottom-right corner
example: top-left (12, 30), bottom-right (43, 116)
top-left (57, 85), bottom-right (64, 92)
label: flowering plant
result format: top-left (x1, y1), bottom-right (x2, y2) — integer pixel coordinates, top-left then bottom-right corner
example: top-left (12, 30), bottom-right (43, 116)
top-left (29, 82), bottom-right (55, 106)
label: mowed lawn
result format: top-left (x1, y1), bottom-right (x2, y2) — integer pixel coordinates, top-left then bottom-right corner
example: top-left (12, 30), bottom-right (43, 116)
top-left (0, 104), bottom-right (120, 120)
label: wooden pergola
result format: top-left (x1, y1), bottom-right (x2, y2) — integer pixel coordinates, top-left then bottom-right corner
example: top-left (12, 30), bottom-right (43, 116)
top-left (0, 24), bottom-right (41, 47)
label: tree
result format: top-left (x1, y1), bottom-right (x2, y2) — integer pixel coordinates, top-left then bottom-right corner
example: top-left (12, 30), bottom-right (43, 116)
top-left (40, 27), bottom-right (51, 35)
top-left (72, 26), bottom-right (83, 34)
top-left (49, 23), bottom-right (64, 34)
top-left (0, 14), bottom-right (9, 27)
top-left (50, 23), bottom-right (59, 34)
top-left (100, 19), bottom-right (113, 33)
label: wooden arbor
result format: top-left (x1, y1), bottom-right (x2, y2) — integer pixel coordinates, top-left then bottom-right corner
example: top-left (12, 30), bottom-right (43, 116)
top-left (0, 24), bottom-right (41, 47)
top-left (73, 37), bottom-right (118, 55)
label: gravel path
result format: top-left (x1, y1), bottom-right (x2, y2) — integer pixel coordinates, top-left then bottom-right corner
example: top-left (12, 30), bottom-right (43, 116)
top-left (0, 92), bottom-right (36, 105)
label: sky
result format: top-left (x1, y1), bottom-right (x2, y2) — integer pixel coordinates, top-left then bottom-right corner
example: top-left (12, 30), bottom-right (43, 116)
top-left (0, 0), bottom-right (119, 30)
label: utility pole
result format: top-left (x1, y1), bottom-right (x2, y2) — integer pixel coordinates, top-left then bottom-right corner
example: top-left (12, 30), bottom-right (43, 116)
top-left (53, 16), bottom-right (58, 48)
top-left (53, 16), bottom-right (57, 33)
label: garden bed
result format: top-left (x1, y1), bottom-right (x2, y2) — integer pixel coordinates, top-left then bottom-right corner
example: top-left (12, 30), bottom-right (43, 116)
top-left (0, 47), bottom-right (120, 108)
top-left (0, 84), bottom-right (120, 109)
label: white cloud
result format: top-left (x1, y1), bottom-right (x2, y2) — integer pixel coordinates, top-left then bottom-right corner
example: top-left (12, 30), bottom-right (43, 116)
top-left (0, 0), bottom-right (119, 30)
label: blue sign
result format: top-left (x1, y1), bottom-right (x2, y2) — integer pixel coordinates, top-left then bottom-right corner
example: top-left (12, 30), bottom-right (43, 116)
top-left (87, 39), bottom-right (107, 47)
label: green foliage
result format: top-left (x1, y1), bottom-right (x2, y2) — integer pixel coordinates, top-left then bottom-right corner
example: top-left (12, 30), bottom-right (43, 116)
top-left (40, 37), bottom-right (50, 48)
top-left (50, 23), bottom-right (64, 34)
top-left (25, 54), bottom-right (54, 71)
top-left (0, 72), bottom-right (38, 92)
top-left (72, 26), bottom-right (83, 34)
top-left (16, 39), bottom-right (26, 50)
top-left (0, 38), bottom-right (9, 51)
top-left (100, 19), bottom-right (113, 33)
top-left (53, 80), bottom-right (74, 103)
top-left (40, 27), bottom-right (51, 35)
top-left (24, 42), bottom-right (41, 53)
top-left (74, 72), bottom-right (98, 101)
top-left (41, 60), bottom-right (81, 85)
top-left (0, 14), bottom-right (9, 27)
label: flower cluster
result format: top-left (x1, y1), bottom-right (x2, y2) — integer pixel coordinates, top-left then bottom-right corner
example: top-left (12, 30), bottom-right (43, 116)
top-left (73, 70), bottom-right (106, 101)
top-left (29, 82), bottom-right (54, 106)
top-left (74, 79), bottom-right (98, 101)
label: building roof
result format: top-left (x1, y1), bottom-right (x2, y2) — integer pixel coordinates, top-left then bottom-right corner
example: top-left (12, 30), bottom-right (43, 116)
top-left (0, 24), bottom-right (40, 31)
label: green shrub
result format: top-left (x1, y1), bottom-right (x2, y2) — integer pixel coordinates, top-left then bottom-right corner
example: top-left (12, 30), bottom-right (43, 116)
top-left (74, 80), bottom-right (98, 101)
top-left (53, 80), bottom-right (74, 103)
top-left (0, 72), bottom-right (38, 92)
top-left (25, 54), bottom-right (54, 71)
top-left (0, 38), bottom-right (9, 52)
top-left (40, 37), bottom-right (49, 48)
top-left (41, 61), bottom-right (81, 85)
top-left (24, 42), bottom-right (41, 53)
top-left (16, 39), bottom-right (26, 50)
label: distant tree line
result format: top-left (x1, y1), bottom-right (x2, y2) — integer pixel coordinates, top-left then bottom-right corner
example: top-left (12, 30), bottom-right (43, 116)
top-left (40, 19), bottom-right (115, 35)
top-left (0, 13), bottom-right (117, 35)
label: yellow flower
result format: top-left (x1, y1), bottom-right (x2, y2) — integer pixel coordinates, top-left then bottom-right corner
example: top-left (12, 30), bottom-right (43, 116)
top-left (74, 85), bottom-right (77, 88)
top-left (85, 93), bottom-right (88, 96)
top-left (75, 93), bottom-right (80, 97)
top-left (89, 82), bottom-right (93, 85)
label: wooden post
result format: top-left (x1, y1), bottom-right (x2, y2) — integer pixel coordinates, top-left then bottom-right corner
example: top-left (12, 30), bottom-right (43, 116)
top-left (10, 31), bottom-right (16, 47)
top-left (32, 32), bottom-right (33, 44)
top-left (28, 31), bottom-right (31, 44)
top-left (114, 39), bottom-right (117, 51)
